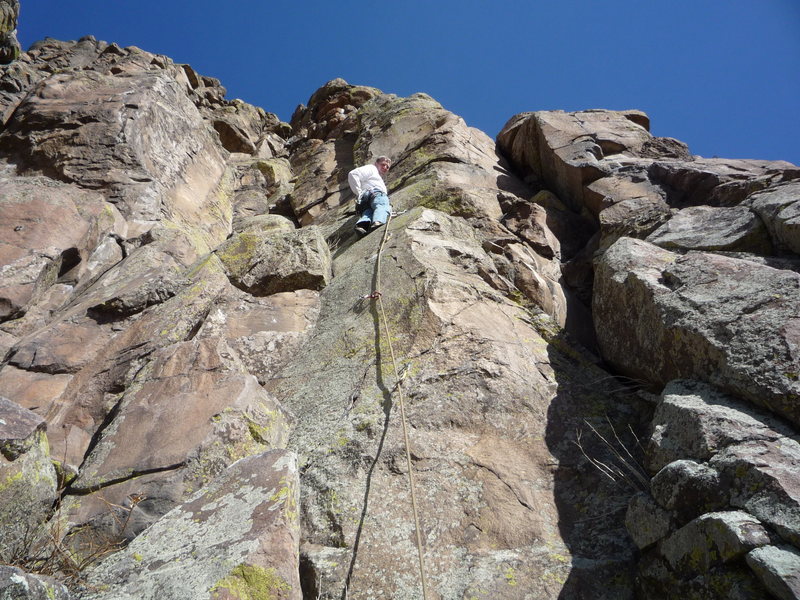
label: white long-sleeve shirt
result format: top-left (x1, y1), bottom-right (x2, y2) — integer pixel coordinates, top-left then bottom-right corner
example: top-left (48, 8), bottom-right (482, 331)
top-left (347, 164), bottom-right (387, 199)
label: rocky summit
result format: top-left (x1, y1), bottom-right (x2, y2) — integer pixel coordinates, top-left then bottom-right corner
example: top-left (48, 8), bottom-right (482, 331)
top-left (0, 35), bottom-right (799, 600)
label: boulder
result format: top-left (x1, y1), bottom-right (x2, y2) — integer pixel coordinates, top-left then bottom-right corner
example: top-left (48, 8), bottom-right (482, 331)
top-left (646, 380), bottom-right (792, 472)
top-left (0, 566), bottom-right (71, 600)
top-left (584, 171), bottom-right (667, 218)
top-left (660, 511), bottom-right (772, 576)
top-left (746, 545), bottom-right (800, 600)
top-left (594, 238), bottom-right (800, 426)
top-left (650, 460), bottom-right (727, 525)
top-left (81, 450), bottom-right (301, 600)
top-left (598, 196), bottom-right (672, 251)
top-left (625, 492), bottom-right (673, 550)
top-left (497, 109), bottom-right (654, 211)
top-left (216, 226), bottom-right (332, 295)
top-left (711, 439), bottom-right (800, 547)
top-left (631, 379), bottom-right (800, 598)
top-left (647, 158), bottom-right (800, 208)
top-left (646, 205), bottom-right (772, 254)
top-left (748, 182), bottom-right (800, 254)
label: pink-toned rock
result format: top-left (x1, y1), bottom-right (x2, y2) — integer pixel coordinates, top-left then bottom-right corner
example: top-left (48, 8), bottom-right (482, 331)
top-left (0, 174), bottom-right (123, 321)
top-left (497, 109), bottom-right (655, 211)
top-left (196, 288), bottom-right (320, 385)
top-left (287, 137), bottom-right (352, 225)
top-left (0, 63), bottom-right (228, 236)
top-left (8, 320), bottom-right (115, 374)
top-left (0, 366), bottom-right (72, 415)
top-left (72, 338), bottom-right (292, 492)
top-left (290, 78), bottom-right (380, 140)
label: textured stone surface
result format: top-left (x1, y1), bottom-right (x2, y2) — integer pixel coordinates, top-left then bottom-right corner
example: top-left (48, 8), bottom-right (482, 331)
top-left (2, 38), bottom-right (799, 599)
top-left (748, 182), bottom-right (800, 254)
top-left (216, 226), bottom-right (332, 295)
top-left (650, 460), bottom-right (727, 525)
top-left (646, 380), bottom-right (791, 472)
top-left (270, 207), bottom-right (640, 599)
top-left (598, 196), bottom-right (671, 251)
top-left (0, 566), bottom-right (71, 600)
top-left (747, 545), bottom-right (800, 600)
top-left (631, 378), bottom-right (800, 597)
top-left (711, 439), bottom-right (800, 547)
top-left (81, 450), bottom-right (301, 600)
top-left (70, 339), bottom-right (291, 497)
top-left (0, 172), bottom-right (124, 322)
top-left (625, 492), bottom-right (672, 550)
top-left (594, 238), bottom-right (800, 426)
top-left (0, 398), bottom-right (58, 563)
top-left (660, 511), bottom-right (771, 575)
top-left (0, 67), bottom-right (228, 235)
top-left (646, 204), bottom-right (772, 254)
top-left (0, 0), bottom-right (19, 64)
top-left (647, 157), bottom-right (799, 208)
top-left (497, 109), bottom-right (653, 210)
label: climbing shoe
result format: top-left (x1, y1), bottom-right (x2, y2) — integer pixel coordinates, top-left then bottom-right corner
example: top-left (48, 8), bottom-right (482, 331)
top-left (355, 222), bottom-right (370, 235)
top-left (370, 221), bottom-right (384, 230)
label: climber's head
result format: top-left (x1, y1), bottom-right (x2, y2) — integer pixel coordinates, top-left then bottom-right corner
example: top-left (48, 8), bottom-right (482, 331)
top-left (375, 156), bottom-right (391, 175)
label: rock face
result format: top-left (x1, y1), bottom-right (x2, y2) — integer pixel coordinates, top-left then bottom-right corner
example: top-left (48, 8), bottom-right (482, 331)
top-left (0, 34), bottom-right (798, 600)
top-left (81, 451), bottom-right (301, 600)
top-left (0, 0), bottom-right (19, 64)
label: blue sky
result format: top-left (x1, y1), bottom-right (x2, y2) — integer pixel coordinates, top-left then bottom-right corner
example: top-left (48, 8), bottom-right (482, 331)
top-left (18, 1), bottom-right (800, 165)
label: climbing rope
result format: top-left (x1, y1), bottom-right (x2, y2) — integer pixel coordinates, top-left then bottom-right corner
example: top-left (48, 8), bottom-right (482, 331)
top-left (370, 212), bottom-right (431, 600)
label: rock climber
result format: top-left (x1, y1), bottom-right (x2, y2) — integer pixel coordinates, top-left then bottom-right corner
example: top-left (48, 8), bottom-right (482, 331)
top-left (348, 156), bottom-right (392, 235)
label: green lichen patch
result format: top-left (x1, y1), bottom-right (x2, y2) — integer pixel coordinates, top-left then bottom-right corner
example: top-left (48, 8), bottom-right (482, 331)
top-left (216, 232), bottom-right (260, 278)
top-left (211, 564), bottom-right (291, 600)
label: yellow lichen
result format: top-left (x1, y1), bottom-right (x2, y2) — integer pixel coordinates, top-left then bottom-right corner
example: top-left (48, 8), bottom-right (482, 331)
top-left (210, 564), bottom-right (291, 600)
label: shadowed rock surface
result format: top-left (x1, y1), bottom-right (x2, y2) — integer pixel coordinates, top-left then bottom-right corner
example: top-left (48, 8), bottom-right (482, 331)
top-left (0, 32), bottom-right (798, 600)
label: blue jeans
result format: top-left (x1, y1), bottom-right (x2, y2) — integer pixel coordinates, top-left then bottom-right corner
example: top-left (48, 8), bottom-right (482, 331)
top-left (356, 191), bottom-right (391, 226)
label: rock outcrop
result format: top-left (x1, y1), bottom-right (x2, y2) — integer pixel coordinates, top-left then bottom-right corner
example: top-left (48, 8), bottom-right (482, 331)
top-left (0, 33), bottom-right (798, 600)
top-left (0, 0), bottom-right (18, 64)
